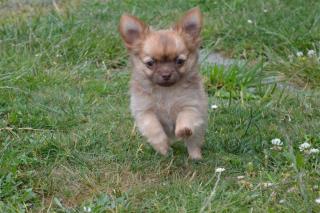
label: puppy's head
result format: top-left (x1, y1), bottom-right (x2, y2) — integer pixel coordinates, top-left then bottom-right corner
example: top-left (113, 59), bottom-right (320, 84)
top-left (119, 8), bottom-right (202, 87)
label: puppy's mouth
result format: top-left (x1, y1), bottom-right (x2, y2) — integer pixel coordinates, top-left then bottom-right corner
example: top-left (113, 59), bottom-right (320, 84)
top-left (157, 81), bottom-right (176, 87)
top-left (156, 75), bottom-right (180, 87)
top-left (150, 73), bottom-right (180, 87)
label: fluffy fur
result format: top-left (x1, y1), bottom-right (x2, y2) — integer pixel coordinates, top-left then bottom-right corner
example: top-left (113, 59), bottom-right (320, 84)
top-left (119, 8), bottom-right (207, 159)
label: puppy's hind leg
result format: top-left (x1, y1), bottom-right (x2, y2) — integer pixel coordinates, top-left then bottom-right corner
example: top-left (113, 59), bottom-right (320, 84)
top-left (135, 111), bottom-right (169, 155)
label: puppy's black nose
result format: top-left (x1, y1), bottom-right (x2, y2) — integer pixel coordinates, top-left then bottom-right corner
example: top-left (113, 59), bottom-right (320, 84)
top-left (162, 74), bottom-right (171, 81)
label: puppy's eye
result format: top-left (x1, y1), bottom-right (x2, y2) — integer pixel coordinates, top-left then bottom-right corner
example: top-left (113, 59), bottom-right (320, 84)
top-left (176, 58), bottom-right (185, 66)
top-left (145, 59), bottom-right (155, 68)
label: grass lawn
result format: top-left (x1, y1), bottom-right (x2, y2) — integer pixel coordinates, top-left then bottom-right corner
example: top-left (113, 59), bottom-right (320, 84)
top-left (0, 0), bottom-right (320, 212)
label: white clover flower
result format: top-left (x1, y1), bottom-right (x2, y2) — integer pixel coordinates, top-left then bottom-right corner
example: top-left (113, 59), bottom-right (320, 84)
top-left (263, 9), bottom-right (268, 13)
top-left (215, 167), bottom-right (225, 173)
top-left (247, 19), bottom-right (253, 24)
top-left (287, 187), bottom-right (296, 193)
top-left (309, 148), bottom-right (319, 154)
top-left (315, 197), bottom-right (320, 204)
top-left (262, 182), bottom-right (273, 188)
top-left (83, 206), bottom-right (92, 212)
top-left (307, 50), bottom-right (316, 57)
top-left (299, 142), bottom-right (311, 151)
top-left (271, 138), bottom-right (283, 146)
top-left (211, 104), bottom-right (218, 109)
top-left (296, 51), bottom-right (303, 57)
top-left (288, 54), bottom-right (294, 62)
top-left (237, 175), bottom-right (245, 180)
top-left (279, 199), bottom-right (285, 204)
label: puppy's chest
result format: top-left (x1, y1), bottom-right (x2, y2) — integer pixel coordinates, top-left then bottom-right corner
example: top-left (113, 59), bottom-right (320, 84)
top-left (152, 89), bottom-right (181, 117)
top-left (152, 92), bottom-right (178, 137)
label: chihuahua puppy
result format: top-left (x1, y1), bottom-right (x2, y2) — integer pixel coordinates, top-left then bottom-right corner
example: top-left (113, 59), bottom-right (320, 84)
top-left (119, 7), bottom-right (207, 159)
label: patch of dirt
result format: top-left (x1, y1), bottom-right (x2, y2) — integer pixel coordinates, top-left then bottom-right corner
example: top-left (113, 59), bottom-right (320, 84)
top-left (0, 0), bottom-right (52, 16)
top-left (0, 0), bottom-right (79, 19)
top-left (40, 164), bottom-right (161, 208)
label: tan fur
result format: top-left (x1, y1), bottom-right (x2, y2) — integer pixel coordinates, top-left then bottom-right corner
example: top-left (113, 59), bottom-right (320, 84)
top-left (119, 8), bottom-right (207, 159)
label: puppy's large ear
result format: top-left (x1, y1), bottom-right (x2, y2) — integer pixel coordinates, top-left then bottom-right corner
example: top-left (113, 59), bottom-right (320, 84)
top-left (119, 14), bottom-right (148, 50)
top-left (174, 7), bottom-right (202, 47)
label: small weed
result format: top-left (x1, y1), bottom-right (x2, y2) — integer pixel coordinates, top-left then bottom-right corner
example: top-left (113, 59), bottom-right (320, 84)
top-left (203, 62), bottom-right (275, 103)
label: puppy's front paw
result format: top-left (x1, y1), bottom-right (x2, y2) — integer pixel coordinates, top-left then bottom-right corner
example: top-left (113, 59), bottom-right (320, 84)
top-left (175, 127), bottom-right (193, 139)
top-left (188, 147), bottom-right (202, 160)
top-left (152, 142), bottom-right (169, 156)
